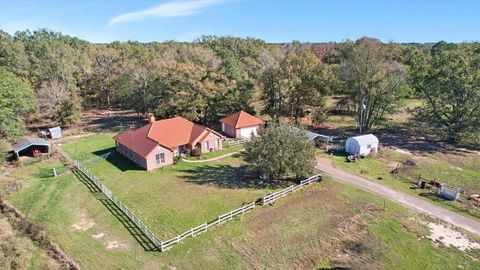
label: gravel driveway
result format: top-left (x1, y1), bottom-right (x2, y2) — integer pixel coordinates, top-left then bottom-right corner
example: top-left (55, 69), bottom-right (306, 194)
top-left (316, 158), bottom-right (480, 235)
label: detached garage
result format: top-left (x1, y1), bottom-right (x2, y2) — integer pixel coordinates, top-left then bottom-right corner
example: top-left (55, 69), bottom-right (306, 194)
top-left (345, 134), bottom-right (379, 156)
top-left (219, 110), bottom-right (264, 139)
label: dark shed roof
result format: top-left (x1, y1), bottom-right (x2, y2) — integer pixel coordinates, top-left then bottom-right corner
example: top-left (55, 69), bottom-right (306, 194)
top-left (11, 137), bottom-right (50, 154)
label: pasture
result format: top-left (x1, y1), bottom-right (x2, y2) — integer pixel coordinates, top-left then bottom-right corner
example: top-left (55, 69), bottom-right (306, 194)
top-left (4, 133), bottom-right (479, 269)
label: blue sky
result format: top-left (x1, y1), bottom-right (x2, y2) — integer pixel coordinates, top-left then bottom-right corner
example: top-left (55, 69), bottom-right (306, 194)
top-left (1, 0), bottom-right (479, 43)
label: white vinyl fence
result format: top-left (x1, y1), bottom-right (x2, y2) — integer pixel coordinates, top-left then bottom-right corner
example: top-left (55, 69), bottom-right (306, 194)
top-left (261, 175), bottom-right (321, 205)
top-left (72, 159), bottom-right (257, 251)
top-left (161, 202), bottom-right (255, 251)
top-left (62, 147), bottom-right (322, 252)
top-left (73, 160), bottom-right (163, 249)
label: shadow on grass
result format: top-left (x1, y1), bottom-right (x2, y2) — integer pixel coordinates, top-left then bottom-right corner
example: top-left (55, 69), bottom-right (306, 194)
top-left (72, 169), bottom-right (158, 251)
top-left (92, 148), bottom-right (143, 172)
top-left (418, 192), bottom-right (447, 202)
top-left (180, 164), bottom-right (290, 189)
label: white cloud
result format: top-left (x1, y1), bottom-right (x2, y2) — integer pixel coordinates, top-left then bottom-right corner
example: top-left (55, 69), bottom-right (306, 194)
top-left (108, 0), bottom-right (224, 27)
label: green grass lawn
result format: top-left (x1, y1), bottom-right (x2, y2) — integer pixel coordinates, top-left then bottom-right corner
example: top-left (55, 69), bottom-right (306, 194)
top-left (323, 148), bottom-right (480, 220)
top-left (6, 160), bottom-right (480, 269)
top-left (60, 134), bottom-right (276, 238)
top-left (4, 133), bottom-right (479, 269)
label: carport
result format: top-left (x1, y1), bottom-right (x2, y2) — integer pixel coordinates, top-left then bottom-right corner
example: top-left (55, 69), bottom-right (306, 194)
top-left (11, 137), bottom-right (51, 159)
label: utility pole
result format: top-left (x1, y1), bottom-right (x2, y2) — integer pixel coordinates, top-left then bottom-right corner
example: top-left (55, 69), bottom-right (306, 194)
top-left (359, 94), bottom-right (366, 134)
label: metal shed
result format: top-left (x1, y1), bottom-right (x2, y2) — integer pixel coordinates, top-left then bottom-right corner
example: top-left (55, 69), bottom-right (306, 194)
top-left (345, 134), bottom-right (379, 156)
top-left (292, 127), bottom-right (334, 144)
top-left (11, 137), bottom-right (50, 158)
top-left (48, 126), bottom-right (63, 139)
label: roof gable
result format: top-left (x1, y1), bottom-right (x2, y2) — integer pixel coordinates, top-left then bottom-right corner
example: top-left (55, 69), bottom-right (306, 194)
top-left (146, 116), bottom-right (209, 149)
top-left (220, 110), bottom-right (263, 129)
top-left (11, 137), bottom-right (50, 153)
top-left (114, 124), bottom-right (159, 157)
top-left (115, 116), bottom-right (221, 157)
top-left (349, 134), bottom-right (379, 145)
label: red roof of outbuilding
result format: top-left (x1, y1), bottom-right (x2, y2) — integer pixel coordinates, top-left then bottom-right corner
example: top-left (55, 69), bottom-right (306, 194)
top-left (114, 116), bottom-right (221, 157)
top-left (219, 111), bottom-right (264, 129)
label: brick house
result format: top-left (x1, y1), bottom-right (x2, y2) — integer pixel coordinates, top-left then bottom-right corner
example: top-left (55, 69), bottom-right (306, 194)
top-left (114, 116), bottom-right (222, 170)
top-left (219, 110), bottom-right (264, 139)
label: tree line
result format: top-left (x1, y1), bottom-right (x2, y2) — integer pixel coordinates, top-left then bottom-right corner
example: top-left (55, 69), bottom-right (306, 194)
top-left (1, 29), bottom-right (479, 144)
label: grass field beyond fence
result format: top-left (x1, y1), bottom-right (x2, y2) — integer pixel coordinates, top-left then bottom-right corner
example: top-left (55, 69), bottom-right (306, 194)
top-left (61, 134), bottom-right (279, 239)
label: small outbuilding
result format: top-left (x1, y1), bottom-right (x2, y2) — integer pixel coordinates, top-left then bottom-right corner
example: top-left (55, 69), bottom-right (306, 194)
top-left (48, 126), bottom-right (63, 139)
top-left (11, 137), bottom-right (51, 159)
top-left (345, 134), bottom-right (379, 156)
top-left (291, 127), bottom-right (334, 145)
top-left (219, 110), bottom-right (264, 139)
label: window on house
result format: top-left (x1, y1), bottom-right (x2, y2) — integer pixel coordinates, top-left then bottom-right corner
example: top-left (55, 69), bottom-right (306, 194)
top-left (367, 144), bottom-right (372, 149)
top-left (214, 139), bottom-right (219, 148)
top-left (204, 141), bottom-right (209, 150)
top-left (156, 153), bottom-right (165, 164)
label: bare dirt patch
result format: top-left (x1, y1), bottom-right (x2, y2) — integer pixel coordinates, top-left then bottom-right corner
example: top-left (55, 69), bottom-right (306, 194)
top-left (71, 218), bottom-right (96, 232)
top-left (0, 217), bottom-right (14, 237)
top-left (106, 240), bottom-right (126, 250)
top-left (424, 222), bottom-right (480, 251)
top-left (91, 232), bottom-right (105, 239)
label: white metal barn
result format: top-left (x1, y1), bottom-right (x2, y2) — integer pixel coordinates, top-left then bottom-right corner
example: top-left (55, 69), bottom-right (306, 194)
top-left (345, 134), bottom-right (379, 156)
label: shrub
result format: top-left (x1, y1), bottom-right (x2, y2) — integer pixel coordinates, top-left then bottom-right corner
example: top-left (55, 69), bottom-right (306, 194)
top-left (173, 156), bottom-right (181, 164)
top-left (191, 148), bottom-right (202, 158)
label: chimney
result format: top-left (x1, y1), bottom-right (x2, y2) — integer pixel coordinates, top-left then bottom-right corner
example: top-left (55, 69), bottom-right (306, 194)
top-left (149, 115), bottom-right (155, 124)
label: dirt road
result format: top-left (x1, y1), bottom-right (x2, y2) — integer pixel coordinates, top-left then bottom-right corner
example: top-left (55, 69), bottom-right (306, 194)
top-left (316, 158), bottom-right (480, 235)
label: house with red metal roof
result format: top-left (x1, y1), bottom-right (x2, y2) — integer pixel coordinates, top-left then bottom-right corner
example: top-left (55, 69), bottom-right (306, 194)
top-left (219, 110), bottom-right (264, 139)
top-left (114, 116), bottom-right (222, 170)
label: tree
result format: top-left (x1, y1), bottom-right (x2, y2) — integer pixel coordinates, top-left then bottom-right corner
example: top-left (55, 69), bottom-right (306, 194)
top-left (14, 29), bottom-right (88, 125)
top-left (58, 97), bottom-right (81, 125)
top-left (244, 124), bottom-right (315, 179)
top-left (261, 49), bottom-right (333, 123)
top-left (86, 45), bottom-right (119, 107)
top-left (0, 68), bottom-right (35, 140)
top-left (412, 44), bottom-right (480, 142)
top-left (340, 37), bottom-right (407, 132)
top-left (36, 79), bottom-right (67, 119)
top-left (0, 31), bottom-right (30, 78)
top-left (260, 67), bottom-right (285, 122)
